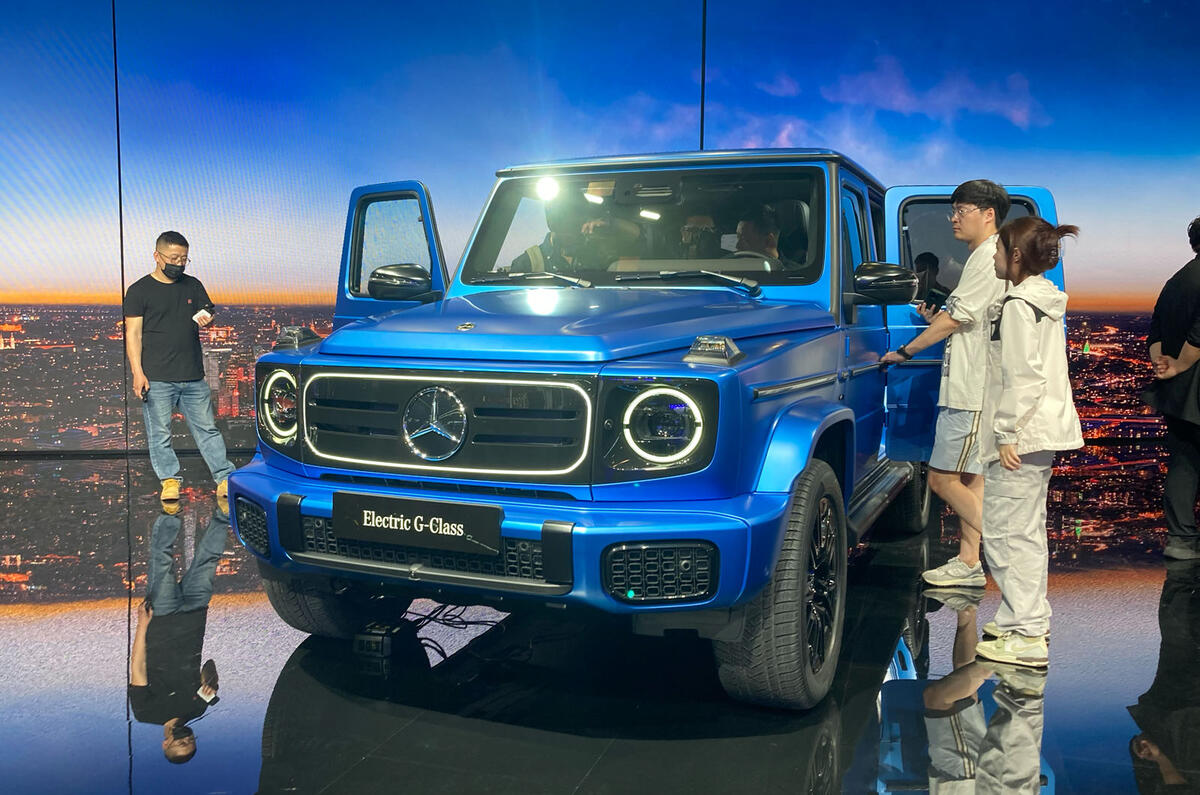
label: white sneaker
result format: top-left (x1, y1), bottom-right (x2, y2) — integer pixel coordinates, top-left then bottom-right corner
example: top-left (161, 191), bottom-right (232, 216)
top-left (921, 556), bottom-right (986, 587)
top-left (924, 586), bottom-right (984, 612)
top-left (974, 631), bottom-right (1048, 668)
top-left (983, 621), bottom-right (1050, 643)
top-left (975, 658), bottom-right (1048, 697)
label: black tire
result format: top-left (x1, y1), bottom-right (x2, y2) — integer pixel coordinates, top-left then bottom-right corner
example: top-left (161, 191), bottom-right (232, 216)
top-left (878, 462), bottom-right (931, 537)
top-left (801, 701), bottom-right (842, 795)
top-left (257, 560), bottom-right (371, 639)
top-left (714, 459), bottom-right (848, 710)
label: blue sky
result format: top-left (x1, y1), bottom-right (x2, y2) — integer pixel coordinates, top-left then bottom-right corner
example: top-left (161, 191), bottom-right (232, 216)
top-left (2, 0), bottom-right (1198, 306)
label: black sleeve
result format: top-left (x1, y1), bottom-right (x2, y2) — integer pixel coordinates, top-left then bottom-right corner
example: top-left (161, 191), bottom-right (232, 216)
top-left (122, 281), bottom-right (145, 318)
top-left (194, 278), bottom-right (214, 312)
top-left (1185, 283), bottom-right (1200, 347)
top-left (1148, 288), bottom-right (1167, 350)
top-left (128, 685), bottom-right (155, 723)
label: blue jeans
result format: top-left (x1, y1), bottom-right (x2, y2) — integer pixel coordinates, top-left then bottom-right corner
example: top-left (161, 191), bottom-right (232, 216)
top-left (146, 510), bottom-right (230, 615)
top-left (143, 379), bottom-right (235, 485)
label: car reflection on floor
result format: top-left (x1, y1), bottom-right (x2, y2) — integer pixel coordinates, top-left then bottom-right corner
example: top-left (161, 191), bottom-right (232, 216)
top-left (253, 534), bottom-right (935, 794)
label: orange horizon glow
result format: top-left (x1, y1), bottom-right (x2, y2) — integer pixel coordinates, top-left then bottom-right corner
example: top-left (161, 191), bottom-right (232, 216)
top-left (1068, 290), bottom-right (1158, 313)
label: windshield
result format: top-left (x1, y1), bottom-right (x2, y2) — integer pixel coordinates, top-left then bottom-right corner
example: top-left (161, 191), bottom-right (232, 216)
top-left (461, 167), bottom-right (825, 287)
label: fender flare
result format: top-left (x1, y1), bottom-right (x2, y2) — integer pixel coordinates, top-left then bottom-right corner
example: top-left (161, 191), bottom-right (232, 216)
top-left (754, 399), bottom-right (855, 500)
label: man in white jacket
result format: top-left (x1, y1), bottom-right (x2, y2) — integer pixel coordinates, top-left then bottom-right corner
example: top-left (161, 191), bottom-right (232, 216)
top-left (882, 180), bottom-right (1011, 589)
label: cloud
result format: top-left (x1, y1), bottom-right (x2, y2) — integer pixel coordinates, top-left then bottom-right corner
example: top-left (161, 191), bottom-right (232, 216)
top-left (706, 106), bottom-right (961, 183)
top-left (820, 56), bottom-right (1048, 130)
top-left (755, 73), bottom-right (801, 98)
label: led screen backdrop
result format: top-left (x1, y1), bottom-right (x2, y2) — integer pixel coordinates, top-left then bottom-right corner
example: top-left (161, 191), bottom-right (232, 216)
top-left (0, 2), bottom-right (123, 450)
top-left (1, 0), bottom-right (1198, 456)
top-left (1, 0), bottom-right (703, 452)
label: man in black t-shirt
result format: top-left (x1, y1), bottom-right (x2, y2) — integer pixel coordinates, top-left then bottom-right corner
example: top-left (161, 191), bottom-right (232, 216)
top-left (123, 231), bottom-right (234, 502)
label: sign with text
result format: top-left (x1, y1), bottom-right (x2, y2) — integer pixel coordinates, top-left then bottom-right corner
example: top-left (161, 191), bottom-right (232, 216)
top-left (333, 492), bottom-right (503, 557)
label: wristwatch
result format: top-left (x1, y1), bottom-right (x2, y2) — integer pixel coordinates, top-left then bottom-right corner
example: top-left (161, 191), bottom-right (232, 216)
top-left (896, 345), bottom-right (913, 361)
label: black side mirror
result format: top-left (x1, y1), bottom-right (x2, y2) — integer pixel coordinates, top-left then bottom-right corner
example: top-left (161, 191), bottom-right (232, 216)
top-left (848, 262), bottom-right (919, 306)
top-left (367, 264), bottom-right (435, 301)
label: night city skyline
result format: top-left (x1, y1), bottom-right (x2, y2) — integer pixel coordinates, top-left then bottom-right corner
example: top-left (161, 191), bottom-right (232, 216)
top-left (0, 308), bottom-right (1181, 603)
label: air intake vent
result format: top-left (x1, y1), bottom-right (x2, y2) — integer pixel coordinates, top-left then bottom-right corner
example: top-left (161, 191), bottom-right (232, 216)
top-left (296, 516), bottom-right (545, 581)
top-left (234, 498), bottom-right (270, 556)
top-left (603, 541), bottom-right (717, 604)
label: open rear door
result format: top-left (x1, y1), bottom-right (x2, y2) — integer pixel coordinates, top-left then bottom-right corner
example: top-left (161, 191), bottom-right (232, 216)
top-left (333, 181), bottom-right (448, 329)
top-left (882, 185), bottom-right (1059, 462)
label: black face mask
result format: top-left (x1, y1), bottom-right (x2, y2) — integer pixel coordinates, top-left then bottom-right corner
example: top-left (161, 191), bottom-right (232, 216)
top-left (162, 263), bottom-right (185, 280)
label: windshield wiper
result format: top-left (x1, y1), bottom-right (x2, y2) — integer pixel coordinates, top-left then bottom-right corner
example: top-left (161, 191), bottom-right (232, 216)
top-left (614, 269), bottom-right (761, 297)
top-left (471, 271), bottom-right (593, 288)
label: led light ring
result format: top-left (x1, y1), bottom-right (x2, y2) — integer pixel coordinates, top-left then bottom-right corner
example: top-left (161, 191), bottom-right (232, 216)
top-left (622, 386), bottom-right (703, 464)
top-left (261, 369), bottom-right (298, 440)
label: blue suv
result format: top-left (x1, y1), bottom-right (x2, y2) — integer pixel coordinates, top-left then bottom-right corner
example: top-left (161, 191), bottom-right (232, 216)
top-left (230, 150), bottom-right (1060, 709)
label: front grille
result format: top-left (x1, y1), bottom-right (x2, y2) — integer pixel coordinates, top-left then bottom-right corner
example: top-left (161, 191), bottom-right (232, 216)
top-left (297, 516), bottom-right (544, 581)
top-left (603, 542), bottom-right (717, 604)
top-left (318, 473), bottom-right (576, 502)
top-left (301, 369), bottom-right (594, 482)
top-left (235, 498), bottom-right (270, 556)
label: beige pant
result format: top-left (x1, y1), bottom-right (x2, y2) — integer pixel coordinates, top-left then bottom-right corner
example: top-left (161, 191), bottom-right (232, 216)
top-left (981, 451), bottom-right (1055, 637)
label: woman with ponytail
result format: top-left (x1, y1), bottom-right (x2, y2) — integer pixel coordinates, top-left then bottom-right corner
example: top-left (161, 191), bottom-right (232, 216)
top-left (973, 217), bottom-right (1084, 669)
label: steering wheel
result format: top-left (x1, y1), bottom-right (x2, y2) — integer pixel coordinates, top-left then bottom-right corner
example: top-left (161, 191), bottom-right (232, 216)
top-left (729, 250), bottom-right (776, 271)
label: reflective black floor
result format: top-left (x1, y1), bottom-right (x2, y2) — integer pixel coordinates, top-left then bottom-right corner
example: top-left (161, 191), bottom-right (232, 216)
top-left (0, 457), bottom-right (1195, 793)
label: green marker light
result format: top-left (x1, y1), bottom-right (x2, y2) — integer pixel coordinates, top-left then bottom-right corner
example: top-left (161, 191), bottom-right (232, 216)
top-left (626, 589), bottom-right (636, 599)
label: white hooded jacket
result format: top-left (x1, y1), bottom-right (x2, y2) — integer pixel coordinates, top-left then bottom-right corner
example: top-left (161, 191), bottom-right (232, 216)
top-left (978, 274), bottom-right (1084, 463)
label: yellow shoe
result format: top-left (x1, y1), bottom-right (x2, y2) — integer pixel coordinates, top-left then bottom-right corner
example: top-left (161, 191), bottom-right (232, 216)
top-left (216, 479), bottom-right (228, 499)
top-left (160, 499), bottom-right (181, 515)
top-left (160, 478), bottom-right (181, 501)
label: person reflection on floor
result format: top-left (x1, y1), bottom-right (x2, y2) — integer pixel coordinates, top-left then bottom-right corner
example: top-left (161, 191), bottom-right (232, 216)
top-left (923, 588), bottom-right (988, 791)
top-left (923, 587), bottom-right (1047, 793)
top-left (1128, 559), bottom-right (1200, 792)
top-left (128, 506), bottom-right (229, 764)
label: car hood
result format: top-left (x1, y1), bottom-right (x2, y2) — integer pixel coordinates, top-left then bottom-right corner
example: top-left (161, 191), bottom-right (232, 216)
top-left (320, 288), bottom-right (833, 363)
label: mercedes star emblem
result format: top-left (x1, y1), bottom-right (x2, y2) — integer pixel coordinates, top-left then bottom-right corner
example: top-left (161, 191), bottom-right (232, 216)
top-left (401, 386), bottom-right (468, 462)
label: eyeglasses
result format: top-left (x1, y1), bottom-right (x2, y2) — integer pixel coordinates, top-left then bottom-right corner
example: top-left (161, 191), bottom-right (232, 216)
top-left (946, 206), bottom-right (981, 221)
top-left (156, 250), bottom-right (191, 266)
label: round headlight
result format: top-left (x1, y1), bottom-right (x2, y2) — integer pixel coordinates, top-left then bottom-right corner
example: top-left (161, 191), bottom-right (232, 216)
top-left (260, 369), bottom-right (298, 441)
top-left (622, 387), bottom-right (703, 464)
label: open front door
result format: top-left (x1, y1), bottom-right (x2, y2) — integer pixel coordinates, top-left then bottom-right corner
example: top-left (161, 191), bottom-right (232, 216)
top-left (882, 185), bottom-right (1059, 462)
top-left (333, 181), bottom-right (448, 329)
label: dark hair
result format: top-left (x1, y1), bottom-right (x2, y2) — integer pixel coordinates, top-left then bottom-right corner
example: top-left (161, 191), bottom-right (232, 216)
top-left (738, 204), bottom-right (779, 237)
top-left (914, 251), bottom-right (939, 271)
top-left (156, 230), bottom-right (189, 249)
top-left (950, 180), bottom-right (1011, 224)
top-left (1188, 216), bottom-right (1200, 254)
top-left (997, 216), bottom-right (1079, 276)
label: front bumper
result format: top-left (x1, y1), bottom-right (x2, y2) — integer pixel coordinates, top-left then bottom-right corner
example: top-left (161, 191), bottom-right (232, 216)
top-left (229, 456), bottom-right (792, 614)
